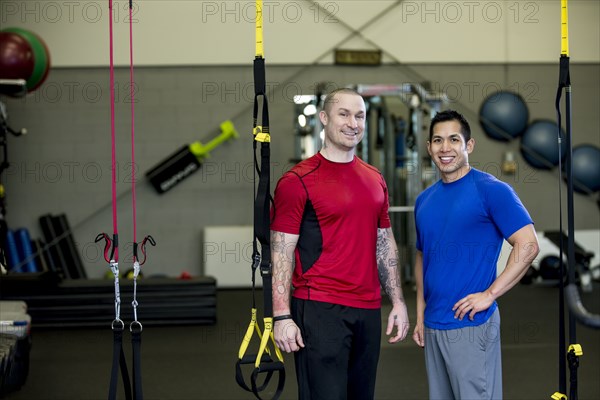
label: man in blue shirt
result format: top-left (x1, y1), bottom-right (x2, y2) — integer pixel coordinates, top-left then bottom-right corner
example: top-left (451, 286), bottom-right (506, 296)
top-left (412, 110), bottom-right (540, 399)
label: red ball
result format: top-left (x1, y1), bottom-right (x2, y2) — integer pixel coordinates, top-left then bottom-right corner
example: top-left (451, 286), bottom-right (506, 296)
top-left (1, 28), bottom-right (51, 94)
top-left (0, 31), bottom-right (35, 80)
top-left (179, 271), bottom-right (192, 280)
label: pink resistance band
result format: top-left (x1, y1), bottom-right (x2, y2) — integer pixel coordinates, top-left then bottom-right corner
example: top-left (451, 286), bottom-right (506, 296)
top-left (99, 1), bottom-right (153, 266)
top-left (108, 0), bottom-right (118, 261)
top-left (128, 3), bottom-right (137, 249)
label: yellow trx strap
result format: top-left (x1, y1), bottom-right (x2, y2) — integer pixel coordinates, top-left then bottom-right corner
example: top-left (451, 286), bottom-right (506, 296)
top-left (560, 0), bottom-right (569, 57)
top-left (235, 1), bottom-right (284, 398)
top-left (255, 0), bottom-right (264, 58)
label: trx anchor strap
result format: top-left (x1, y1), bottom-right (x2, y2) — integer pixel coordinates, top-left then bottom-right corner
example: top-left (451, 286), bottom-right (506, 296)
top-left (236, 1), bottom-right (285, 399)
top-left (96, 2), bottom-right (155, 399)
top-left (552, 2), bottom-right (583, 399)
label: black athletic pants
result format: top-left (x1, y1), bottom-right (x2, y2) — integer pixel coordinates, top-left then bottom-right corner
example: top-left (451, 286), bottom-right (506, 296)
top-left (291, 298), bottom-right (382, 400)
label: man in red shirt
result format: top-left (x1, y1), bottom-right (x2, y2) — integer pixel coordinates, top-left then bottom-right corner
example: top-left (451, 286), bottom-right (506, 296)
top-left (271, 88), bottom-right (409, 400)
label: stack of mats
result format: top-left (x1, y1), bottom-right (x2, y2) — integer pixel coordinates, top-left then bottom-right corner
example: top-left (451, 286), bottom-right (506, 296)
top-left (0, 301), bottom-right (31, 396)
top-left (0, 274), bottom-right (216, 327)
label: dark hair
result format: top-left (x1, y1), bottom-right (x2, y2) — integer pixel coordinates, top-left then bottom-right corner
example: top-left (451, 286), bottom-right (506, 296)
top-left (429, 110), bottom-right (471, 142)
top-left (322, 88), bottom-right (362, 114)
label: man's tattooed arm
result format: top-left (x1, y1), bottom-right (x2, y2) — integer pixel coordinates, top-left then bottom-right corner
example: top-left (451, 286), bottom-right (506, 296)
top-left (271, 230), bottom-right (299, 315)
top-left (376, 227), bottom-right (405, 306)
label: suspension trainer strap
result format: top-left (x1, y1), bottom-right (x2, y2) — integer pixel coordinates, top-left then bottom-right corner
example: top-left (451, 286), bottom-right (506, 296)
top-left (552, 2), bottom-right (581, 400)
top-left (127, 1), bottom-right (149, 397)
top-left (236, 1), bottom-right (285, 399)
top-left (108, 0), bottom-right (119, 255)
top-left (109, 263), bottom-right (129, 400)
top-left (104, 2), bottom-right (124, 396)
top-left (553, 5), bottom-right (568, 391)
top-left (131, 322), bottom-right (143, 400)
top-left (99, 0), bottom-right (119, 268)
top-left (102, 1), bottom-right (152, 399)
top-left (109, 321), bottom-right (133, 400)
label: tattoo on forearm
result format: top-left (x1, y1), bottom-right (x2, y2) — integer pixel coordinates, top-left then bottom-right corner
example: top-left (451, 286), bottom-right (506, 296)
top-left (271, 231), bottom-right (292, 297)
top-left (377, 229), bottom-right (404, 302)
top-left (376, 229), bottom-right (390, 260)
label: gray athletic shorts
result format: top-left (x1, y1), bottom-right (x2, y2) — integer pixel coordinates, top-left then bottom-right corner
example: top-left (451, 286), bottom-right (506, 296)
top-left (424, 308), bottom-right (502, 400)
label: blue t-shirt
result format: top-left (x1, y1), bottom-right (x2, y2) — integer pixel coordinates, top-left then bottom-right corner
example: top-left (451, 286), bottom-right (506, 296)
top-left (415, 168), bottom-right (533, 329)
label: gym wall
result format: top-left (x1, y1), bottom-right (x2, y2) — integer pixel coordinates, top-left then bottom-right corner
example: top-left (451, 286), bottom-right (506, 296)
top-left (3, 63), bottom-right (599, 278)
top-left (1, 0), bottom-right (599, 66)
top-left (1, 1), bottom-right (599, 278)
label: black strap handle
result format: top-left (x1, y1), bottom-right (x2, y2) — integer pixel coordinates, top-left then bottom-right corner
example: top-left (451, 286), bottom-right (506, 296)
top-left (109, 326), bottom-right (133, 400)
top-left (131, 328), bottom-right (143, 400)
top-left (251, 362), bottom-right (285, 400)
top-left (235, 354), bottom-right (275, 393)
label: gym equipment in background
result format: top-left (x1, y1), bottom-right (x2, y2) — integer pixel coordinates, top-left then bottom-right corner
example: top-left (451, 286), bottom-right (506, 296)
top-left (0, 277), bottom-right (216, 327)
top-left (570, 144), bottom-right (600, 194)
top-left (39, 213), bottom-right (87, 279)
top-left (517, 230), bottom-right (599, 288)
top-left (145, 120), bottom-right (238, 194)
top-left (14, 228), bottom-right (38, 273)
top-left (0, 32), bottom-right (33, 79)
top-left (0, 28), bottom-right (50, 93)
top-left (479, 91), bottom-right (529, 141)
top-left (0, 79), bottom-right (27, 98)
top-left (538, 255), bottom-right (566, 281)
top-left (565, 284), bottom-right (600, 329)
top-left (1, 213), bottom-right (84, 279)
top-left (520, 119), bottom-right (567, 170)
top-left (4, 229), bottom-right (20, 271)
top-left (1, 81), bottom-right (27, 274)
top-left (544, 230), bottom-right (597, 291)
top-left (0, 301), bottom-right (31, 397)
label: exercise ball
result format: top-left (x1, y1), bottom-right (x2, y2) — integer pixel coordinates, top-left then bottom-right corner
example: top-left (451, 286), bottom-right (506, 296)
top-left (0, 31), bottom-right (35, 80)
top-left (538, 255), bottom-right (565, 281)
top-left (570, 145), bottom-right (600, 193)
top-left (479, 91), bottom-right (529, 141)
top-left (520, 120), bottom-right (567, 169)
top-left (0, 27), bottom-right (51, 92)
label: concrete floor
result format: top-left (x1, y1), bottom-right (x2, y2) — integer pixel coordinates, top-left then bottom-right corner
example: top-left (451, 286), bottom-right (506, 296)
top-left (3, 282), bottom-right (600, 400)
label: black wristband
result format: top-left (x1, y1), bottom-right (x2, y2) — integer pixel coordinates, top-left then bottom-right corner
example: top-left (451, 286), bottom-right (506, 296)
top-left (273, 314), bottom-right (293, 322)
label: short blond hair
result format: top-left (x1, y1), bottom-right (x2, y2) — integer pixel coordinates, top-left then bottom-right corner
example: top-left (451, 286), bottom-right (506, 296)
top-left (322, 88), bottom-right (362, 114)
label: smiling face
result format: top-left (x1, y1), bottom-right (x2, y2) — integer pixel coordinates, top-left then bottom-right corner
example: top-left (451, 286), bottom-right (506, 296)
top-left (427, 119), bottom-right (475, 183)
top-left (319, 91), bottom-right (366, 155)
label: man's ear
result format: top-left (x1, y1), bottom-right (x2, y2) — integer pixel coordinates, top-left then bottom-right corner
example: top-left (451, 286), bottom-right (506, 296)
top-left (319, 110), bottom-right (328, 126)
top-left (466, 138), bottom-right (475, 154)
